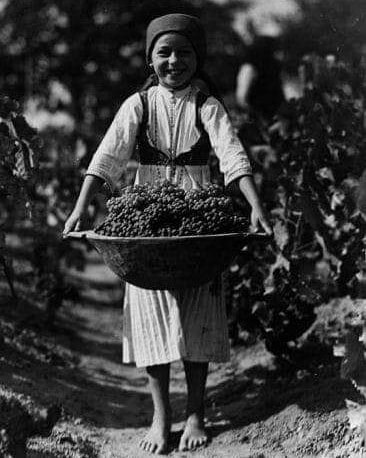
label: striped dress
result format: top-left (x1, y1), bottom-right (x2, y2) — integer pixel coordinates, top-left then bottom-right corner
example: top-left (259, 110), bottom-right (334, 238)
top-left (86, 84), bottom-right (252, 367)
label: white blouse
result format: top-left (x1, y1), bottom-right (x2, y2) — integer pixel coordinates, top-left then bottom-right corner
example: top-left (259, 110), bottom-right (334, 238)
top-left (86, 84), bottom-right (252, 192)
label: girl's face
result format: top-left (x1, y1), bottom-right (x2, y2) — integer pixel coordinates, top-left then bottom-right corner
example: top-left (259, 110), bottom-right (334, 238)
top-left (150, 33), bottom-right (197, 90)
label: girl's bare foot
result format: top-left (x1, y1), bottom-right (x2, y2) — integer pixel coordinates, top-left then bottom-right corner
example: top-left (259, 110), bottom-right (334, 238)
top-left (178, 413), bottom-right (208, 451)
top-left (139, 413), bottom-right (171, 454)
top-left (142, 363), bottom-right (171, 454)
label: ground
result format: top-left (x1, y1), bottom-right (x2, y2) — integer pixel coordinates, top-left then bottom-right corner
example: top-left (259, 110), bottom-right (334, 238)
top-left (1, 286), bottom-right (366, 458)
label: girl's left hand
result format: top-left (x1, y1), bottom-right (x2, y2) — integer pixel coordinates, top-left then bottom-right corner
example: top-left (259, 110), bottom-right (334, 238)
top-left (250, 205), bottom-right (273, 236)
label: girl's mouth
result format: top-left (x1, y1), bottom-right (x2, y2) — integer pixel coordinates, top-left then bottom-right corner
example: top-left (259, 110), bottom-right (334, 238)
top-left (167, 69), bottom-right (185, 76)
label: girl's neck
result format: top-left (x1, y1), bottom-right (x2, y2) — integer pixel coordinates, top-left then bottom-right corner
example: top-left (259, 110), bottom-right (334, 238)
top-left (158, 81), bottom-right (192, 93)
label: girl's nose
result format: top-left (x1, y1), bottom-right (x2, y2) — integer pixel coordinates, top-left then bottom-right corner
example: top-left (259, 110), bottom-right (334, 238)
top-left (168, 52), bottom-right (178, 63)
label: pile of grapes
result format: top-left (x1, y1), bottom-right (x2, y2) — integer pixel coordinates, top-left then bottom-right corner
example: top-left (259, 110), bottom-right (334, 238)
top-left (95, 181), bottom-right (249, 237)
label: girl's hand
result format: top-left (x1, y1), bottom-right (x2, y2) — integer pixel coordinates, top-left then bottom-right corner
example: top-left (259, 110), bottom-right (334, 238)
top-left (63, 208), bottom-right (89, 236)
top-left (62, 175), bottom-right (104, 237)
top-left (250, 205), bottom-right (273, 236)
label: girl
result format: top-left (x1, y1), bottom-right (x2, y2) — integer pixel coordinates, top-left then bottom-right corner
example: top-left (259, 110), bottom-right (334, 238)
top-left (64, 13), bottom-right (272, 455)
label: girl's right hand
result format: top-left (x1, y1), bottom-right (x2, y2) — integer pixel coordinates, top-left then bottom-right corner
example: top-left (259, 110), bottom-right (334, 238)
top-left (63, 208), bottom-right (89, 236)
top-left (250, 204), bottom-right (273, 236)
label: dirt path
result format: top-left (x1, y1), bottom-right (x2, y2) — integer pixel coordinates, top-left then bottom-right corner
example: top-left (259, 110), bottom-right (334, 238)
top-left (0, 292), bottom-right (365, 457)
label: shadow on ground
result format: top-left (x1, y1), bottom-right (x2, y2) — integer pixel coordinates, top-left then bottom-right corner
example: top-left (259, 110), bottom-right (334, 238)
top-left (205, 353), bottom-right (361, 441)
top-left (0, 292), bottom-right (185, 430)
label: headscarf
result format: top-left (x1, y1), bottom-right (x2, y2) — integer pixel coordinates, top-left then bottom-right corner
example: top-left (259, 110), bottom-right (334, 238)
top-left (146, 13), bottom-right (206, 69)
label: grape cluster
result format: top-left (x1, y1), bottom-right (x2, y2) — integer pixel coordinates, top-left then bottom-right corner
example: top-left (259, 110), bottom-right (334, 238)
top-left (95, 181), bottom-right (248, 237)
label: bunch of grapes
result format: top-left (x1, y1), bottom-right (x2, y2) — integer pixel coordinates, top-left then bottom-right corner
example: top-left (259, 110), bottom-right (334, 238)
top-left (95, 181), bottom-right (249, 237)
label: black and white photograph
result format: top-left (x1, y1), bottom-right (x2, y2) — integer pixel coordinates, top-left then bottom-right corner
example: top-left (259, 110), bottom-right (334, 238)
top-left (1, 0), bottom-right (366, 456)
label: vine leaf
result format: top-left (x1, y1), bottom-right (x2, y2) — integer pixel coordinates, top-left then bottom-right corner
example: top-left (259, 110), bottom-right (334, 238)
top-left (264, 252), bottom-right (290, 294)
top-left (317, 166), bottom-right (335, 182)
top-left (315, 232), bottom-right (341, 272)
top-left (273, 219), bottom-right (289, 251)
top-left (15, 141), bottom-right (34, 180)
top-left (0, 96), bottom-right (40, 301)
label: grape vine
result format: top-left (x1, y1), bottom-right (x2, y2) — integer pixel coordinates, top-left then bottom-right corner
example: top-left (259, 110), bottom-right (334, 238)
top-left (225, 55), bottom-right (366, 356)
top-left (0, 95), bottom-right (40, 301)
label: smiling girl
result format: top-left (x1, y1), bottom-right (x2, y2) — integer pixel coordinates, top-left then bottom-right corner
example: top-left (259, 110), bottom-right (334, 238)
top-left (64, 14), bottom-right (272, 455)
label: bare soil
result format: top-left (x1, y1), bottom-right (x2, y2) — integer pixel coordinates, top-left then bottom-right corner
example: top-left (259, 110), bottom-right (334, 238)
top-left (0, 289), bottom-right (365, 458)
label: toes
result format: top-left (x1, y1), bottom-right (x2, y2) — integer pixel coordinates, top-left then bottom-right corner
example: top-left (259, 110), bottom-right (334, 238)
top-left (139, 439), bottom-right (146, 450)
top-left (199, 436), bottom-right (208, 446)
top-left (140, 439), bottom-right (166, 455)
top-left (156, 444), bottom-right (165, 454)
top-left (180, 435), bottom-right (208, 451)
top-left (193, 438), bottom-right (200, 448)
top-left (140, 439), bottom-right (152, 452)
top-left (178, 438), bottom-right (188, 451)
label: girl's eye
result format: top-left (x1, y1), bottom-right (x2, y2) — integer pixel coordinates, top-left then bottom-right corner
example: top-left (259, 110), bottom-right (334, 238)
top-left (156, 49), bottom-right (192, 57)
top-left (178, 50), bottom-right (192, 57)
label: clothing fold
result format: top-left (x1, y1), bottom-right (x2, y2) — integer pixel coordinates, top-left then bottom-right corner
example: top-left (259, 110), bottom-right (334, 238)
top-left (122, 282), bottom-right (230, 367)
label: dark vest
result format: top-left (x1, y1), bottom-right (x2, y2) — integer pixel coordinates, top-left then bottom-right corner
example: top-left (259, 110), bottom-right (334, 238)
top-left (136, 90), bottom-right (211, 167)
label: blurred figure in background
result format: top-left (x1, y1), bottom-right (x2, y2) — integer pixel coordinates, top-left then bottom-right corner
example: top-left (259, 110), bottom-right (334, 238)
top-left (233, 35), bottom-right (286, 184)
top-left (229, 35), bottom-right (287, 236)
top-left (235, 35), bottom-right (285, 123)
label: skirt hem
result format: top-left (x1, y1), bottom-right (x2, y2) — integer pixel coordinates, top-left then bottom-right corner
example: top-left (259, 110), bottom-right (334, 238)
top-left (122, 354), bottom-right (230, 368)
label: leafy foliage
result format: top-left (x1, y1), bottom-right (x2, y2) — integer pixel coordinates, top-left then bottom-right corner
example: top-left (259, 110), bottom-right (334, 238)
top-left (226, 55), bottom-right (366, 356)
top-left (0, 95), bottom-right (83, 321)
top-left (0, 95), bottom-right (40, 300)
top-left (0, 96), bottom-right (38, 204)
top-left (282, 0), bottom-right (366, 70)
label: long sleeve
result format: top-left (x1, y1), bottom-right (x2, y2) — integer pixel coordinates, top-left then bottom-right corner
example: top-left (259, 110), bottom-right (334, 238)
top-left (200, 97), bottom-right (252, 185)
top-left (86, 93), bottom-right (142, 193)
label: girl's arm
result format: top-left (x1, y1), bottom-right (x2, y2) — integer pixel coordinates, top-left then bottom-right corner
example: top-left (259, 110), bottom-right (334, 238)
top-left (238, 175), bottom-right (272, 235)
top-left (63, 175), bottom-right (104, 235)
top-left (63, 93), bottom-right (143, 235)
top-left (201, 97), bottom-right (272, 235)
top-left (86, 93), bottom-right (142, 194)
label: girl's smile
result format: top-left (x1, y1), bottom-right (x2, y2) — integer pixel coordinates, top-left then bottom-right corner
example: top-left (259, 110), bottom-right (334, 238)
top-left (150, 33), bottom-right (197, 90)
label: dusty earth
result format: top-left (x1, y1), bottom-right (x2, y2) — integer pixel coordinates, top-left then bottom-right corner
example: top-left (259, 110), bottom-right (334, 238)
top-left (1, 283), bottom-right (366, 457)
